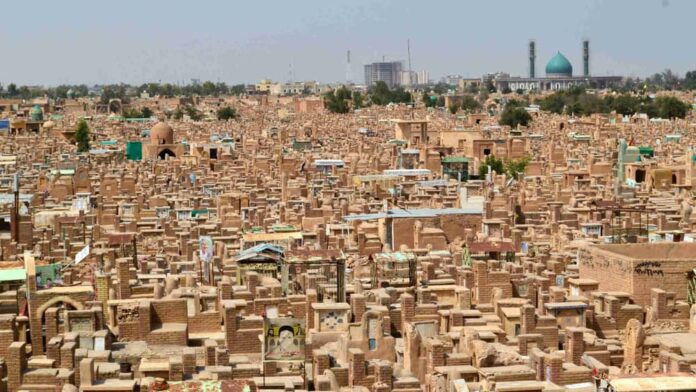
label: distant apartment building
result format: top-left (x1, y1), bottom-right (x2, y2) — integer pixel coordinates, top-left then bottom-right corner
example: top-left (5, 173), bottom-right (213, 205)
top-left (364, 61), bottom-right (403, 88)
top-left (418, 70), bottom-right (429, 85)
top-left (269, 81), bottom-right (320, 96)
top-left (399, 70), bottom-right (430, 86)
top-left (441, 74), bottom-right (463, 85)
top-left (458, 78), bottom-right (483, 92)
top-left (255, 79), bottom-right (274, 93)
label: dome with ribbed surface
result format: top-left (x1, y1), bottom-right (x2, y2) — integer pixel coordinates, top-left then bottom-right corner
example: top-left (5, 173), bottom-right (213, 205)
top-left (545, 51), bottom-right (573, 77)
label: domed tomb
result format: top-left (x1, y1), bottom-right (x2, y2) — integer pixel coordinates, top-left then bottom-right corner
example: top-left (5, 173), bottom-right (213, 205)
top-left (545, 52), bottom-right (573, 78)
top-left (150, 122), bottom-right (174, 145)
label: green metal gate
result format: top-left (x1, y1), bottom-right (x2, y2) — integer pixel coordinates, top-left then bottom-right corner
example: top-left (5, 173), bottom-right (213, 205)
top-left (126, 141), bottom-right (142, 161)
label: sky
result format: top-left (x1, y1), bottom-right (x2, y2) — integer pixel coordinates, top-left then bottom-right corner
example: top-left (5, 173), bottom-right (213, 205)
top-left (1, 0), bottom-right (694, 86)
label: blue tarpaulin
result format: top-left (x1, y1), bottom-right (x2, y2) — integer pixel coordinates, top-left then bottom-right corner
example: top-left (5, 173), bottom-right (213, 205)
top-left (0, 120), bottom-right (9, 129)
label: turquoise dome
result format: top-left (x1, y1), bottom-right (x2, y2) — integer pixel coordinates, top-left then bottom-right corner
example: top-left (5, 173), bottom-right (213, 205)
top-left (30, 105), bottom-right (43, 122)
top-left (545, 51), bottom-right (573, 77)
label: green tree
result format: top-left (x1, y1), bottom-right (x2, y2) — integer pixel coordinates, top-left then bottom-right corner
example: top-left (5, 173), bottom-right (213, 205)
top-left (334, 86), bottom-right (350, 101)
top-left (478, 155), bottom-right (505, 178)
top-left (466, 84), bottom-right (479, 94)
top-left (230, 84), bottom-right (246, 95)
top-left (685, 71), bottom-right (696, 90)
top-left (460, 95), bottom-right (481, 112)
top-left (75, 120), bottom-right (90, 153)
top-left (6, 83), bottom-right (17, 97)
top-left (539, 93), bottom-right (566, 114)
top-left (18, 86), bottom-right (31, 99)
top-left (485, 79), bottom-right (497, 93)
top-left (655, 96), bottom-right (690, 119)
top-left (201, 81), bottom-right (217, 96)
top-left (640, 99), bottom-right (660, 118)
top-left (75, 85), bottom-right (89, 97)
top-left (217, 106), bottom-right (238, 120)
top-left (122, 108), bottom-right (140, 118)
top-left (140, 107), bottom-right (154, 118)
top-left (432, 82), bottom-right (451, 94)
top-left (478, 155), bottom-right (529, 179)
top-left (448, 104), bottom-right (459, 114)
top-left (352, 91), bottom-right (365, 108)
top-left (324, 88), bottom-right (350, 114)
top-left (99, 84), bottom-right (129, 104)
top-left (502, 86), bottom-right (512, 94)
top-left (216, 82), bottom-right (229, 95)
top-left (369, 81), bottom-right (411, 105)
top-left (478, 87), bottom-right (489, 103)
top-left (146, 83), bottom-right (160, 96)
top-left (505, 98), bottom-right (528, 109)
top-left (608, 95), bottom-right (639, 115)
top-left (505, 156), bottom-right (530, 179)
top-left (161, 83), bottom-right (176, 97)
top-left (500, 107), bottom-right (532, 128)
top-left (422, 91), bottom-right (436, 108)
top-left (185, 106), bottom-right (203, 121)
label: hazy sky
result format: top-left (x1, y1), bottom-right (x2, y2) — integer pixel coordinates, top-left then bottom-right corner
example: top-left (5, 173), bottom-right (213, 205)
top-left (2, 0), bottom-right (693, 86)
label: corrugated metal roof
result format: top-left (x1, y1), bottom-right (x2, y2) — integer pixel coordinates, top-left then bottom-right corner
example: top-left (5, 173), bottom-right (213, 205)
top-left (544, 302), bottom-right (587, 310)
top-left (0, 268), bottom-right (26, 282)
top-left (441, 157), bottom-right (469, 163)
top-left (51, 169), bottom-right (75, 175)
top-left (0, 193), bottom-right (34, 203)
top-left (373, 252), bottom-right (415, 262)
top-left (383, 169), bottom-right (431, 176)
top-left (239, 243), bottom-right (284, 255)
top-left (417, 179), bottom-right (449, 187)
top-left (314, 159), bottom-right (345, 167)
top-left (354, 174), bottom-right (401, 182)
top-left (89, 149), bottom-right (112, 154)
top-left (343, 207), bottom-right (481, 222)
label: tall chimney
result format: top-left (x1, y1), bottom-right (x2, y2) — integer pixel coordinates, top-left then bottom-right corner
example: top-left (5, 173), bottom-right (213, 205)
top-left (529, 40), bottom-right (536, 78)
top-left (583, 40), bottom-right (589, 77)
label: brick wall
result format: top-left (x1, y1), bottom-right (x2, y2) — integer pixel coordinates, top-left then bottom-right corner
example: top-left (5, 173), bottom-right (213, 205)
top-left (188, 311), bottom-right (221, 334)
top-left (0, 314), bottom-right (17, 359)
top-left (8, 341), bottom-right (26, 392)
top-left (151, 299), bottom-right (188, 325)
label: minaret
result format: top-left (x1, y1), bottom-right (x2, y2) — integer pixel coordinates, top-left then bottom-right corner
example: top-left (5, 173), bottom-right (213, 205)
top-left (529, 40), bottom-right (536, 78)
top-left (346, 50), bottom-right (352, 84)
top-left (583, 40), bottom-right (590, 77)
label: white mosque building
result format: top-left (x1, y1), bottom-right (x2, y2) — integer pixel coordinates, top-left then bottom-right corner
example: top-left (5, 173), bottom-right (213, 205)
top-left (493, 40), bottom-right (623, 92)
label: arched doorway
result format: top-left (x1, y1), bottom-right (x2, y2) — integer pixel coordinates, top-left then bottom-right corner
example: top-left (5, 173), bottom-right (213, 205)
top-left (635, 169), bottom-right (646, 183)
top-left (37, 301), bottom-right (78, 350)
top-left (158, 148), bottom-right (176, 160)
